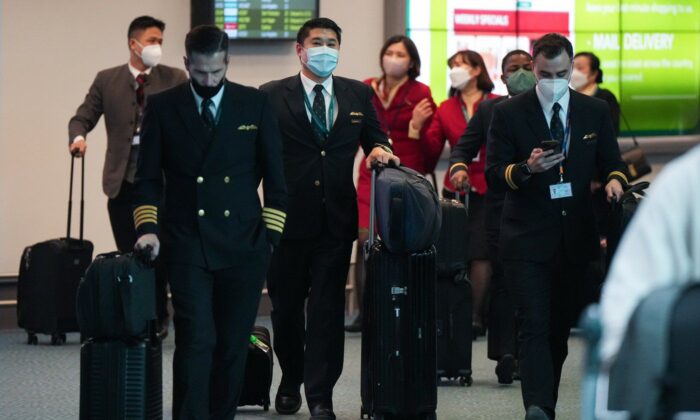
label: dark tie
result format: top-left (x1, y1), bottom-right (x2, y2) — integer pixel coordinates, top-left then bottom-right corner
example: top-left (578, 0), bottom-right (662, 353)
top-left (134, 73), bottom-right (147, 135)
top-left (201, 98), bottom-right (215, 131)
top-left (136, 73), bottom-right (147, 107)
top-left (550, 102), bottom-right (564, 143)
top-left (311, 84), bottom-right (327, 144)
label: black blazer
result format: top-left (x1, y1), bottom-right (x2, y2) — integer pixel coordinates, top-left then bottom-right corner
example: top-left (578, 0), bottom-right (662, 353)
top-left (260, 74), bottom-right (390, 241)
top-left (133, 81), bottom-right (287, 270)
top-left (485, 88), bottom-right (627, 263)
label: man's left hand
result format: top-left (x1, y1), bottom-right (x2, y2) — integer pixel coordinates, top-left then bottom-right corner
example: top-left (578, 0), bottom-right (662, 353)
top-left (605, 179), bottom-right (624, 202)
top-left (366, 146), bottom-right (400, 168)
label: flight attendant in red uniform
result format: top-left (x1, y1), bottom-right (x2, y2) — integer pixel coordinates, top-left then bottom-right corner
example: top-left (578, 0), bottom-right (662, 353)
top-left (345, 35), bottom-right (436, 332)
top-left (420, 49), bottom-right (499, 337)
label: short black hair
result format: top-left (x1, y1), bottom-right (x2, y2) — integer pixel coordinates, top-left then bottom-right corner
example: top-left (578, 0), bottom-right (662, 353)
top-left (185, 25), bottom-right (229, 59)
top-left (296, 17), bottom-right (342, 45)
top-left (501, 49), bottom-right (532, 72)
top-left (128, 16), bottom-right (165, 39)
top-left (532, 33), bottom-right (573, 61)
top-left (574, 51), bottom-right (603, 83)
top-left (380, 35), bottom-right (421, 80)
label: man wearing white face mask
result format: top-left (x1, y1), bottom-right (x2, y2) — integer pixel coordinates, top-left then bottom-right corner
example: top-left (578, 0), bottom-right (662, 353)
top-left (68, 16), bottom-right (187, 339)
top-left (260, 17), bottom-right (398, 420)
top-left (485, 33), bottom-right (628, 420)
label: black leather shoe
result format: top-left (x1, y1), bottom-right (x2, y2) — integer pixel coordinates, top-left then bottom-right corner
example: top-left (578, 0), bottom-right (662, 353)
top-left (525, 406), bottom-right (552, 420)
top-left (275, 389), bottom-right (302, 415)
top-left (344, 314), bottom-right (362, 333)
top-left (495, 354), bottom-right (516, 384)
top-left (309, 402), bottom-right (336, 420)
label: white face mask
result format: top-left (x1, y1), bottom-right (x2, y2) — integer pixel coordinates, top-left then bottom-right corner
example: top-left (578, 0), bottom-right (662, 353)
top-left (382, 56), bottom-right (410, 78)
top-left (134, 41), bottom-right (162, 68)
top-left (449, 66), bottom-right (472, 90)
top-left (538, 78), bottom-right (570, 102)
top-left (569, 69), bottom-right (589, 91)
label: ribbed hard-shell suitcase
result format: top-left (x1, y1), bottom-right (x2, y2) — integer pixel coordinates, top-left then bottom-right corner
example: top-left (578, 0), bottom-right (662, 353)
top-left (360, 164), bottom-right (437, 420)
top-left (79, 338), bottom-right (162, 420)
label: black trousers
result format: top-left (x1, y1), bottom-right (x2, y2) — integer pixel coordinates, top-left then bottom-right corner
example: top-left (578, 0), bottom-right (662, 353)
top-left (267, 234), bottom-right (353, 405)
top-left (487, 257), bottom-right (517, 361)
top-left (504, 254), bottom-right (586, 414)
top-left (108, 181), bottom-right (169, 322)
top-left (168, 261), bottom-right (267, 420)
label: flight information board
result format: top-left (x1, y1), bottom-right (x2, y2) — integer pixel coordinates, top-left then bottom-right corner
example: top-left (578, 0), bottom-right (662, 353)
top-left (214, 0), bottom-right (318, 39)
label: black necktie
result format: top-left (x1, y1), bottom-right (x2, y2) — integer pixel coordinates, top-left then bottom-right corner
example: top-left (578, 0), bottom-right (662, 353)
top-left (311, 84), bottom-right (327, 144)
top-left (201, 98), bottom-right (215, 131)
top-left (550, 102), bottom-right (564, 143)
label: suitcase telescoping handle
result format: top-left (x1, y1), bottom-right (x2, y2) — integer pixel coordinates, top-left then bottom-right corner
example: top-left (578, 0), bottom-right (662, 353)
top-left (455, 187), bottom-right (469, 214)
top-left (368, 160), bottom-right (396, 248)
top-left (67, 155), bottom-right (86, 242)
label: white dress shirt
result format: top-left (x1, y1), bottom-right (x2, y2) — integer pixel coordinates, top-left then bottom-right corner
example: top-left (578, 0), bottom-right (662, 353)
top-left (536, 83), bottom-right (570, 151)
top-left (299, 72), bottom-right (338, 127)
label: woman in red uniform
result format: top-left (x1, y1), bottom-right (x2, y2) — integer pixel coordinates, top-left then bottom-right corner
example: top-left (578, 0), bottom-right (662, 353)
top-left (418, 49), bottom-right (499, 337)
top-left (345, 35), bottom-right (436, 332)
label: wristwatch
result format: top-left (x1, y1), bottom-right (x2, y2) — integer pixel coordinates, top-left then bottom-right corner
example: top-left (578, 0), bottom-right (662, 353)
top-left (520, 163), bottom-right (533, 176)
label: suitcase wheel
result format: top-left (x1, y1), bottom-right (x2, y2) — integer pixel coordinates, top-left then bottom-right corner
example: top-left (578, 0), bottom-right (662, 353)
top-left (459, 375), bottom-right (473, 387)
top-left (50, 333), bottom-right (66, 346)
top-left (27, 332), bottom-right (38, 345)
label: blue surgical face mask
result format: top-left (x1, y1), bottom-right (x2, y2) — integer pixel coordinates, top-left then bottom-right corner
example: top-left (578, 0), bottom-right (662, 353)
top-left (303, 46), bottom-right (339, 78)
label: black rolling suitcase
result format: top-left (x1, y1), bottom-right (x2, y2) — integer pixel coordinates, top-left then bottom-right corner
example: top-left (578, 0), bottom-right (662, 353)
top-left (434, 195), bottom-right (473, 386)
top-left (17, 156), bottom-right (93, 345)
top-left (239, 326), bottom-right (274, 410)
top-left (80, 337), bottom-right (163, 420)
top-left (361, 164), bottom-right (438, 420)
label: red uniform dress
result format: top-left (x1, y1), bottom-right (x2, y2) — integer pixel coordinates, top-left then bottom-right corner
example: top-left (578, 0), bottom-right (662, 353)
top-left (356, 77), bottom-right (436, 230)
top-left (423, 92), bottom-right (500, 194)
top-left (423, 92), bottom-right (500, 261)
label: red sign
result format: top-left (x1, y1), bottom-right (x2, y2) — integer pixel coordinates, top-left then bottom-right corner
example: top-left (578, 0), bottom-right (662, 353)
top-left (454, 9), bottom-right (569, 36)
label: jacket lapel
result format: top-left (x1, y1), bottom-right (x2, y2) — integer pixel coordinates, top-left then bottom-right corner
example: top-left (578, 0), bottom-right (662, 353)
top-left (567, 89), bottom-right (584, 163)
top-left (328, 77), bottom-right (350, 140)
top-left (175, 83), bottom-right (209, 154)
top-left (282, 75), bottom-right (316, 144)
top-left (524, 88), bottom-right (551, 146)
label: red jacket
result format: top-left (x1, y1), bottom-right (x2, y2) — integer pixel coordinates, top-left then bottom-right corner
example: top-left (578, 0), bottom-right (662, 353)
top-left (424, 93), bottom-right (499, 195)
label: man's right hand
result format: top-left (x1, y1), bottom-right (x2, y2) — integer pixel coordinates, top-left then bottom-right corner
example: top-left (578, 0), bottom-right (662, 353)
top-left (527, 148), bottom-right (564, 173)
top-left (69, 139), bottom-right (87, 157)
top-left (450, 169), bottom-right (470, 191)
top-left (135, 233), bottom-right (160, 261)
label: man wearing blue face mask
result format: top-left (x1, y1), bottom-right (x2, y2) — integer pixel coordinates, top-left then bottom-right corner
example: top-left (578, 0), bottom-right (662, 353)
top-left (485, 34), bottom-right (627, 420)
top-left (449, 49), bottom-right (535, 386)
top-left (260, 17), bottom-right (398, 420)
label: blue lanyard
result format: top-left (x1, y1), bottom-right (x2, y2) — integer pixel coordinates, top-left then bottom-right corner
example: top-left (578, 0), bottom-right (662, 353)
top-left (302, 88), bottom-right (335, 136)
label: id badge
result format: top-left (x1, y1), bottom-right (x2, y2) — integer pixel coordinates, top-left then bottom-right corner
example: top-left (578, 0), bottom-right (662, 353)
top-left (132, 134), bottom-right (140, 146)
top-left (549, 182), bottom-right (573, 200)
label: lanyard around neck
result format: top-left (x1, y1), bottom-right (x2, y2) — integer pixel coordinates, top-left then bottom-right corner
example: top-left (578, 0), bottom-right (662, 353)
top-left (302, 87), bottom-right (335, 136)
top-left (459, 93), bottom-right (486, 123)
